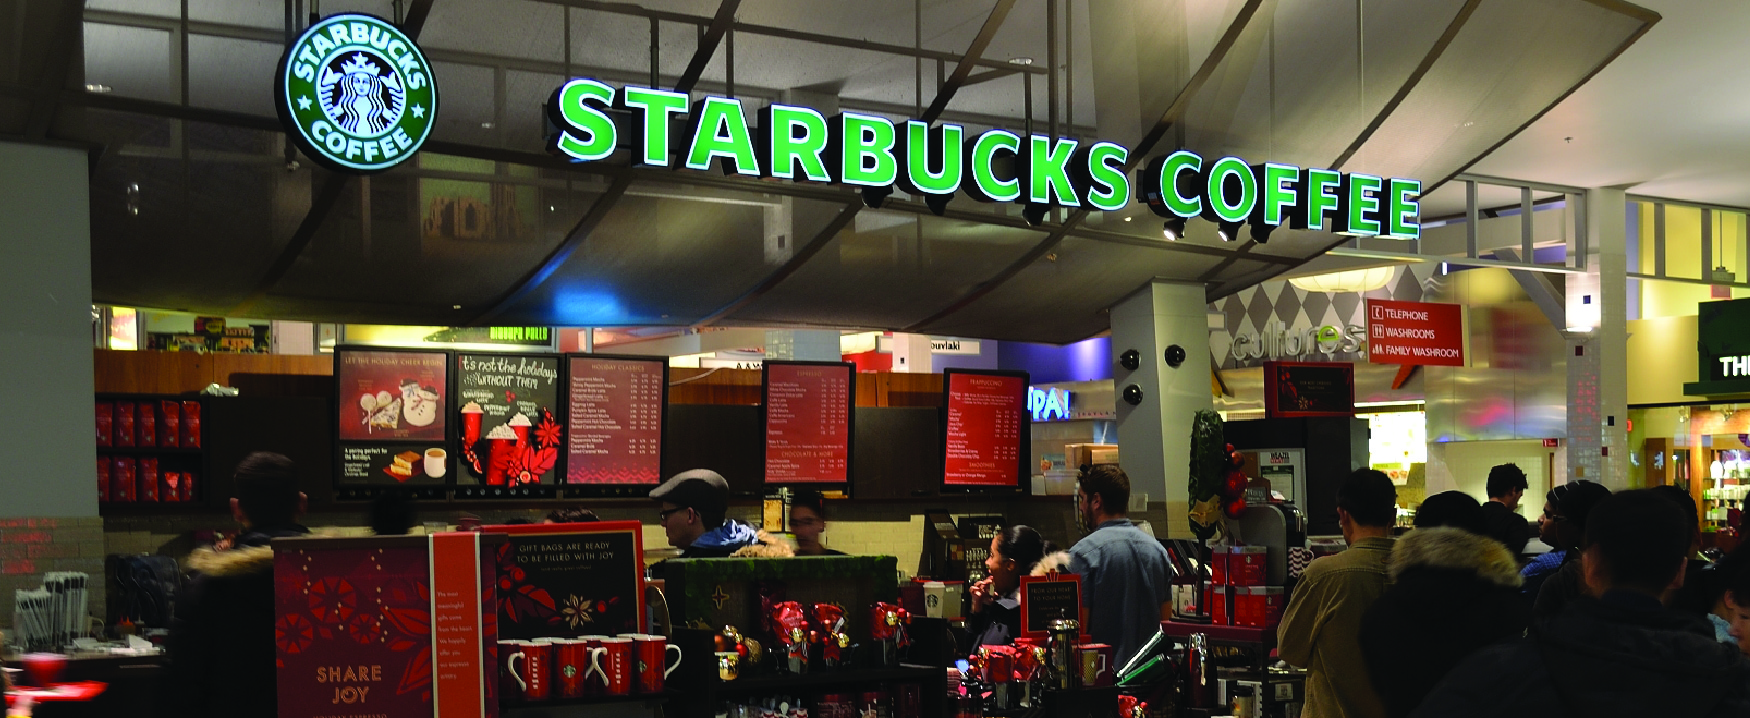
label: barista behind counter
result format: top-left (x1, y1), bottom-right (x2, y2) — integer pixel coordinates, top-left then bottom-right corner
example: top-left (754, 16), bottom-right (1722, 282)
top-left (651, 469), bottom-right (790, 558)
top-left (967, 525), bottom-right (1064, 647)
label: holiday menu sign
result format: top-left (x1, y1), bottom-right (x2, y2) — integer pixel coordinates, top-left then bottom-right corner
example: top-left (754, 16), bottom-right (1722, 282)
top-left (1366, 299), bottom-right (1466, 366)
top-left (943, 370), bottom-right (1028, 487)
top-left (566, 356), bottom-right (666, 484)
top-left (763, 361), bottom-right (853, 484)
top-left (336, 348), bottom-right (450, 485)
top-left (273, 534), bottom-right (501, 718)
top-left (487, 521), bottom-right (646, 640)
top-left (456, 353), bottom-right (561, 486)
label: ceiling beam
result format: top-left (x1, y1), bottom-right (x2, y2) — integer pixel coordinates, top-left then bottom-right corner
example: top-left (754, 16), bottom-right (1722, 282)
top-left (402, 0), bottom-right (439, 37)
top-left (23, 0), bottom-right (87, 138)
top-left (1197, 0), bottom-right (1482, 284)
top-left (904, 0), bottom-right (1268, 334)
top-left (921, 0), bottom-right (1017, 123)
top-left (467, 174), bottom-right (635, 326)
top-left (695, 198), bottom-right (865, 327)
top-left (672, 0), bottom-right (741, 96)
top-left (1204, 236), bottom-right (1354, 303)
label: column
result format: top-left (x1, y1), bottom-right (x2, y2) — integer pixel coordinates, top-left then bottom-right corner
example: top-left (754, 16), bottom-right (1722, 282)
top-left (1110, 281), bottom-right (1214, 536)
top-left (0, 141), bottom-right (104, 618)
top-left (890, 333), bottom-right (933, 373)
top-left (1567, 188), bottom-right (1630, 489)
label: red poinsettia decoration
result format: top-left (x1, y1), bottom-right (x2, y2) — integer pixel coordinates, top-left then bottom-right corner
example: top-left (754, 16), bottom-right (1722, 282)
top-left (380, 580), bottom-right (434, 701)
top-left (534, 410), bottom-right (561, 449)
top-left (496, 542), bottom-right (558, 625)
top-left (308, 577), bottom-right (357, 625)
top-left (275, 613), bottom-right (314, 655)
top-left (509, 444), bottom-right (557, 485)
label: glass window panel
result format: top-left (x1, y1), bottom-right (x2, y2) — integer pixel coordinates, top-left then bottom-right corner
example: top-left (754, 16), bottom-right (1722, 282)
top-left (188, 35), bottom-right (281, 116)
top-left (84, 23), bottom-right (175, 103)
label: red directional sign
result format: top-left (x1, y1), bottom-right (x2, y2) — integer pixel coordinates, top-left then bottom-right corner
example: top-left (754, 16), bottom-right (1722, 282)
top-left (1366, 299), bottom-right (1465, 366)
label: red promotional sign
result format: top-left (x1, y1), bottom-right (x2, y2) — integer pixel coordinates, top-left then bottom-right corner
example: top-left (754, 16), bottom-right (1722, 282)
top-left (764, 362), bottom-right (854, 484)
top-left (1367, 299), bottom-right (1466, 366)
top-left (943, 371), bottom-right (1028, 487)
top-left (431, 532), bottom-right (486, 718)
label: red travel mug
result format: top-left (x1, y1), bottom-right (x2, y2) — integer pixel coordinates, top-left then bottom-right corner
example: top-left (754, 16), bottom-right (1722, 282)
top-left (597, 637), bottom-right (634, 695)
top-left (632, 634), bottom-right (683, 693)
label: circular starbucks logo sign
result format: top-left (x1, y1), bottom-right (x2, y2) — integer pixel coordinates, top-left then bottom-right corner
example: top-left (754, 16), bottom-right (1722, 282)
top-left (277, 13), bottom-right (436, 172)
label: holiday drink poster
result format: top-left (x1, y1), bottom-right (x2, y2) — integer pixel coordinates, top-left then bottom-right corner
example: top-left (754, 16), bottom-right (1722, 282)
top-left (456, 353), bottom-right (561, 485)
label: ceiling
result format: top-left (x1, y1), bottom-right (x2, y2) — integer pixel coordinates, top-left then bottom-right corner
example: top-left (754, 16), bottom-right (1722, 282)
top-left (0, 0), bottom-right (1657, 343)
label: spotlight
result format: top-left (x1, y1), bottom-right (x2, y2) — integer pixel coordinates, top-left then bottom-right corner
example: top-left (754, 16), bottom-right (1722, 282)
top-left (1162, 218), bottom-right (1186, 241)
top-left (1021, 203), bottom-right (1050, 227)
top-left (1249, 223), bottom-right (1275, 243)
top-left (1216, 221), bottom-right (1243, 242)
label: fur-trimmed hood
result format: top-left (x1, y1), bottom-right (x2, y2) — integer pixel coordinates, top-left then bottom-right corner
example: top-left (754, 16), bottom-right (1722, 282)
top-left (1032, 550), bottom-right (1073, 576)
top-left (1389, 526), bottom-right (1521, 588)
top-left (729, 530), bottom-right (796, 558)
top-left (186, 545), bottom-right (276, 577)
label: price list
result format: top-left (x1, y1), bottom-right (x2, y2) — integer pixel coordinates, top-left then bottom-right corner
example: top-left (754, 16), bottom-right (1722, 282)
top-left (943, 372), bottom-right (1026, 486)
top-left (566, 357), bottom-right (665, 484)
top-left (764, 363), bottom-right (852, 483)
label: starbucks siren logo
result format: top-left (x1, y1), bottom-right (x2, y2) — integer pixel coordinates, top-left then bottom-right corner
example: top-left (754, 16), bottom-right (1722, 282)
top-left (277, 13), bottom-right (435, 172)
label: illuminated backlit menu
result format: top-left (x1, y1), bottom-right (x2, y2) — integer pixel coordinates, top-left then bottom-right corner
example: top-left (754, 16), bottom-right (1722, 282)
top-left (764, 362), bottom-right (853, 484)
top-left (566, 356), bottom-right (666, 484)
top-left (944, 371), bottom-right (1028, 487)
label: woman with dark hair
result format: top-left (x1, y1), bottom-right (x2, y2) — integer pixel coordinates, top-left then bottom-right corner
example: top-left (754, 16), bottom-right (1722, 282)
top-left (789, 491), bottom-right (845, 556)
top-left (1709, 542), bottom-right (1750, 655)
top-left (968, 525), bottom-right (1061, 646)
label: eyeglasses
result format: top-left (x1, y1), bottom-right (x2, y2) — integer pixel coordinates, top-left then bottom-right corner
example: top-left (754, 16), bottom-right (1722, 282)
top-left (658, 507), bottom-right (689, 522)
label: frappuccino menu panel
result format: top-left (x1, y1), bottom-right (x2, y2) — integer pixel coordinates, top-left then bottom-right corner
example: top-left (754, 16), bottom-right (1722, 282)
top-left (456, 353), bottom-right (561, 486)
top-left (566, 356), bottom-right (666, 485)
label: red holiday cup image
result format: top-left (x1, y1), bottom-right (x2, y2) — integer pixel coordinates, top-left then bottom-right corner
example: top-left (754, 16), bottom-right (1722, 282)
top-left (485, 424), bottom-right (518, 486)
top-left (597, 637), bottom-right (634, 695)
top-left (633, 634), bottom-right (682, 694)
top-left (507, 411), bottom-right (532, 446)
top-left (462, 401), bottom-right (484, 445)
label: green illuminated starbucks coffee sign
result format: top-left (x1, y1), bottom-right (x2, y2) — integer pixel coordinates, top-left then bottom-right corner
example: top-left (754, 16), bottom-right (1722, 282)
top-left (543, 80), bottom-right (1422, 240)
top-left (277, 14), bottom-right (436, 173)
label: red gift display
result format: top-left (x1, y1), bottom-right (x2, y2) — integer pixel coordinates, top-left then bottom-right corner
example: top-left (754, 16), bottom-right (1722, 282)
top-left (159, 400), bottom-right (180, 447)
top-left (96, 458), bottom-right (110, 502)
top-left (161, 472), bottom-right (180, 503)
top-left (94, 402), bottom-right (113, 448)
top-left (137, 458), bottom-right (158, 502)
top-left (1207, 583), bottom-right (1232, 626)
top-left (1234, 586), bottom-right (1286, 628)
top-left (112, 457), bottom-right (135, 502)
top-left (115, 401), bottom-right (135, 448)
top-left (180, 469), bottom-right (196, 502)
top-left (181, 400), bottom-right (201, 448)
top-left (1231, 546), bottom-right (1267, 587)
top-left (813, 603), bottom-right (849, 667)
top-left (772, 601), bottom-right (812, 674)
top-left (137, 402), bottom-right (156, 447)
top-left (1210, 546), bottom-right (1230, 585)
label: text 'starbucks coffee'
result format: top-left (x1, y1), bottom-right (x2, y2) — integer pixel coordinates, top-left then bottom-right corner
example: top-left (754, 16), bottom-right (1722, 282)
top-left (276, 13), bottom-right (436, 173)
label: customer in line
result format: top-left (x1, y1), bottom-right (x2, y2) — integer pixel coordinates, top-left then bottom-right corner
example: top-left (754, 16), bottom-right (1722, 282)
top-left (544, 506), bottom-right (599, 523)
top-left (789, 490), bottom-right (846, 556)
top-left (1068, 465), bottom-right (1170, 667)
top-left (1359, 492), bottom-right (1527, 718)
top-left (1704, 542), bottom-right (1750, 652)
top-left (651, 469), bottom-right (761, 558)
top-left (1480, 463), bottom-right (1531, 556)
top-left (1411, 489), bottom-right (1750, 718)
top-left (968, 525), bottom-right (1060, 646)
top-left (1650, 484), bottom-right (1713, 616)
top-left (163, 452), bottom-right (311, 718)
top-left (1520, 479), bottom-right (1610, 617)
top-left (1278, 469), bottom-right (1398, 718)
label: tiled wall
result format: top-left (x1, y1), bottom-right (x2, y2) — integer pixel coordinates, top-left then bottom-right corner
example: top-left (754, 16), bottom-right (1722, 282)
top-left (0, 517), bottom-right (108, 627)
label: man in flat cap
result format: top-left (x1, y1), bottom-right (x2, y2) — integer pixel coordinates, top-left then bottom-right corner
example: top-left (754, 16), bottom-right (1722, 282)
top-left (651, 469), bottom-right (759, 558)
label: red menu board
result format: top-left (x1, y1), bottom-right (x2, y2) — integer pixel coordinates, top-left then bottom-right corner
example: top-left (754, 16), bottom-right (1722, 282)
top-left (763, 362), bottom-right (853, 484)
top-left (566, 356), bottom-right (666, 484)
top-left (943, 371), bottom-right (1028, 487)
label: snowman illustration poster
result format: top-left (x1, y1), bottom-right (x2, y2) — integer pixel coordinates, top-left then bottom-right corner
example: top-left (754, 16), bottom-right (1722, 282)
top-left (338, 350), bottom-right (448, 442)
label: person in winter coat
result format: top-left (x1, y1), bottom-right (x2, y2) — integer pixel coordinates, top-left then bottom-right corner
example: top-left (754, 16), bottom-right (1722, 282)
top-left (1359, 525), bottom-right (1528, 718)
top-left (1411, 490), bottom-right (1750, 718)
top-left (1520, 480), bottom-right (1610, 617)
top-left (967, 525), bottom-right (1062, 647)
top-left (651, 469), bottom-right (760, 558)
top-left (161, 452), bottom-right (311, 718)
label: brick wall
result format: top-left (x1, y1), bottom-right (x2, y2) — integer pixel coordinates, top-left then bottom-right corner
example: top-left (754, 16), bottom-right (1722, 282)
top-left (0, 517), bottom-right (108, 628)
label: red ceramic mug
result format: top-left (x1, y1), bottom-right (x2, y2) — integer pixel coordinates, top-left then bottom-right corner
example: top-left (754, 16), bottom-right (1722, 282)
top-left (505, 640), bottom-right (553, 702)
top-left (554, 639), bottom-right (595, 699)
top-left (631, 634), bottom-right (683, 693)
top-left (597, 637), bottom-right (635, 695)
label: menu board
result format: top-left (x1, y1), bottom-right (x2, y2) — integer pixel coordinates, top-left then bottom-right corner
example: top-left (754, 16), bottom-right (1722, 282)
top-left (763, 361), bottom-right (853, 484)
top-left (566, 356), bottom-right (666, 485)
top-left (335, 348), bottom-right (450, 485)
top-left (456, 353), bottom-right (562, 486)
top-left (943, 370), bottom-right (1028, 487)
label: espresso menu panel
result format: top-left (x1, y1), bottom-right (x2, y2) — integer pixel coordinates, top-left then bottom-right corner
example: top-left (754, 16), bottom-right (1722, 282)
top-left (764, 362), bottom-right (852, 484)
top-left (567, 357), bottom-right (665, 484)
top-left (456, 353), bottom-right (561, 486)
top-left (944, 372), bottom-right (1027, 487)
